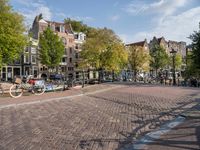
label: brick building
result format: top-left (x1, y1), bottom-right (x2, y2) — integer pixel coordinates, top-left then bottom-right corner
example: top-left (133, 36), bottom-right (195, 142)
top-left (149, 36), bottom-right (186, 59)
top-left (126, 39), bottom-right (149, 53)
top-left (29, 15), bottom-right (85, 79)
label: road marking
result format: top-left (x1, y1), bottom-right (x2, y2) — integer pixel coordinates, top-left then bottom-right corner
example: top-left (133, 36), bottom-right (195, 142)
top-left (132, 116), bottom-right (185, 150)
top-left (0, 86), bottom-right (121, 110)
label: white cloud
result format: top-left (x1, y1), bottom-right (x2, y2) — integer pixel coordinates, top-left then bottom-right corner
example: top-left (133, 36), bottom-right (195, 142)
top-left (110, 15), bottom-right (120, 21)
top-left (58, 14), bottom-right (94, 22)
top-left (124, 0), bottom-right (187, 16)
top-left (125, 7), bottom-right (200, 44)
top-left (15, 0), bottom-right (94, 27)
top-left (14, 0), bottom-right (52, 27)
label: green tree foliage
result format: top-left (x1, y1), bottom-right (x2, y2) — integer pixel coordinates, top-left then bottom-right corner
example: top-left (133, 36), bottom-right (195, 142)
top-left (80, 28), bottom-right (128, 72)
top-left (169, 53), bottom-right (182, 69)
top-left (128, 46), bottom-right (150, 75)
top-left (185, 51), bottom-right (196, 77)
top-left (64, 18), bottom-right (94, 36)
top-left (0, 0), bottom-right (27, 68)
top-left (174, 54), bottom-right (182, 69)
top-left (189, 23), bottom-right (200, 76)
top-left (150, 45), bottom-right (169, 75)
top-left (39, 27), bottom-right (64, 69)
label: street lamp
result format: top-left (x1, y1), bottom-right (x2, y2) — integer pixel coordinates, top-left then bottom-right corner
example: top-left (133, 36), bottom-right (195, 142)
top-left (170, 48), bottom-right (177, 86)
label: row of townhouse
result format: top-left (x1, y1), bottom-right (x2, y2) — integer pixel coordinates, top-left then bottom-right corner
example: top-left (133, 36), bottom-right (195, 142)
top-left (126, 37), bottom-right (188, 73)
top-left (126, 37), bottom-right (187, 57)
top-left (1, 14), bottom-right (86, 81)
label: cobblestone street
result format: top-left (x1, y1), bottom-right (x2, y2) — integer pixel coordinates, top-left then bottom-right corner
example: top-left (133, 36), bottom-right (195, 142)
top-left (0, 84), bottom-right (199, 150)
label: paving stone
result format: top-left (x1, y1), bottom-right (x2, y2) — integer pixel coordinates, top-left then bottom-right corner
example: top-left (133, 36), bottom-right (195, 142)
top-left (0, 84), bottom-right (199, 150)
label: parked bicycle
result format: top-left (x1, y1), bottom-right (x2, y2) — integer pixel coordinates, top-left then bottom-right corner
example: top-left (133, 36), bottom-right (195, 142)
top-left (66, 78), bottom-right (83, 90)
top-left (9, 75), bottom-right (46, 98)
top-left (0, 83), bottom-right (4, 97)
top-left (45, 74), bottom-right (65, 92)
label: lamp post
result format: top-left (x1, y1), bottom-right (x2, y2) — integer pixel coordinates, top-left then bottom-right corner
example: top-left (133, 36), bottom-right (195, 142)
top-left (170, 48), bottom-right (177, 86)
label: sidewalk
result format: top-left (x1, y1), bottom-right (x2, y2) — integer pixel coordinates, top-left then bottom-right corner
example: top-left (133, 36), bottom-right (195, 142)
top-left (138, 103), bottom-right (200, 150)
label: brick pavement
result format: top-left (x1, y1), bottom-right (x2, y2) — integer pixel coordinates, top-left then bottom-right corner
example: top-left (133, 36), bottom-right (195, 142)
top-left (144, 101), bottom-right (200, 150)
top-left (0, 84), bottom-right (199, 150)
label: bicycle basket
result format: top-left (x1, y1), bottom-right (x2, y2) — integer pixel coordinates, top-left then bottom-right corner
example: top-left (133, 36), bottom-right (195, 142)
top-left (15, 78), bottom-right (22, 84)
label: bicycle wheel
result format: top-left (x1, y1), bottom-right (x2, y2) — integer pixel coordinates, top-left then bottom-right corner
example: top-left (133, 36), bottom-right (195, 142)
top-left (9, 84), bottom-right (23, 98)
top-left (33, 84), bottom-right (46, 95)
top-left (53, 80), bottom-right (64, 92)
top-left (72, 80), bottom-right (83, 89)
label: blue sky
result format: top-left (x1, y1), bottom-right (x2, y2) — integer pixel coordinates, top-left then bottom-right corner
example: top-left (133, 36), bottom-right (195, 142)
top-left (10, 0), bottom-right (200, 44)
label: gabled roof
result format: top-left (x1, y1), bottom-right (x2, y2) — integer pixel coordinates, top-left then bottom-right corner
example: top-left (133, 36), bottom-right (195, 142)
top-left (39, 19), bottom-right (48, 24)
top-left (126, 40), bottom-right (147, 47)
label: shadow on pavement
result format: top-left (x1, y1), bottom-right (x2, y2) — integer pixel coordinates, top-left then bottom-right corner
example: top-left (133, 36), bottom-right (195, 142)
top-left (85, 93), bottom-right (199, 150)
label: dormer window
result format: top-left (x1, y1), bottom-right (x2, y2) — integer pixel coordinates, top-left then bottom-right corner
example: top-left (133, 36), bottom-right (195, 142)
top-left (60, 25), bottom-right (65, 33)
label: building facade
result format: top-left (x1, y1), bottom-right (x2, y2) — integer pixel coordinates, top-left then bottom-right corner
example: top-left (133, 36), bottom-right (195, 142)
top-left (149, 36), bottom-right (186, 59)
top-left (29, 15), bottom-right (86, 79)
top-left (126, 39), bottom-right (149, 52)
top-left (149, 37), bottom-right (169, 54)
top-left (0, 14), bottom-right (86, 81)
top-left (125, 39), bottom-right (150, 74)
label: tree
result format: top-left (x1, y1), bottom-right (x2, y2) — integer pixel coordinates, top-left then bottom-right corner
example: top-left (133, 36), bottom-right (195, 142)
top-left (128, 46), bottom-right (150, 80)
top-left (39, 27), bottom-right (65, 71)
top-left (64, 18), bottom-right (94, 37)
top-left (169, 53), bottom-right (182, 69)
top-left (150, 45), bottom-right (169, 76)
top-left (174, 54), bottom-right (182, 69)
top-left (0, 0), bottom-right (27, 68)
top-left (80, 28), bottom-right (128, 73)
top-left (185, 51), bottom-right (196, 78)
top-left (189, 23), bottom-right (200, 77)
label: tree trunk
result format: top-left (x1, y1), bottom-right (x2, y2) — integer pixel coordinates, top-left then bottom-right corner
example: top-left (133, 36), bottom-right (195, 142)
top-left (134, 70), bottom-right (137, 82)
top-left (112, 70), bottom-right (114, 82)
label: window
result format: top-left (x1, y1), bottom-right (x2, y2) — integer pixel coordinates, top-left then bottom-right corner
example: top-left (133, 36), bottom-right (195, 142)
top-left (24, 55), bottom-right (29, 63)
top-left (75, 62), bottom-right (78, 68)
top-left (75, 44), bottom-right (79, 49)
top-left (61, 67), bottom-right (65, 72)
top-left (31, 47), bottom-right (36, 54)
top-left (15, 59), bottom-right (20, 64)
top-left (31, 55), bottom-right (36, 64)
top-left (69, 58), bottom-right (72, 63)
top-left (62, 57), bottom-right (66, 62)
top-left (55, 26), bottom-right (60, 32)
top-left (65, 48), bottom-right (67, 55)
top-left (25, 47), bottom-right (29, 52)
top-left (68, 67), bottom-right (74, 71)
top-left (74, 34), bottom-right (78, 39)
top-left (75, 53), bottom-right (78, 59)
top-left (80, 35), bottom-right (83, 40)
top-left (60, 25), bottom-right (65, 33)
top-left (69, 47), bottom-right (72, 54)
